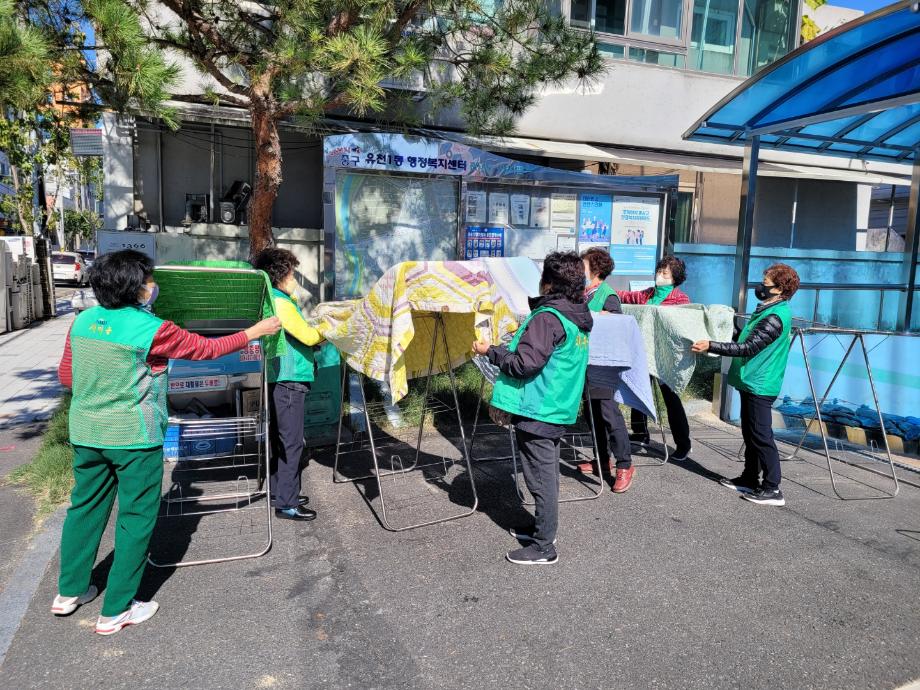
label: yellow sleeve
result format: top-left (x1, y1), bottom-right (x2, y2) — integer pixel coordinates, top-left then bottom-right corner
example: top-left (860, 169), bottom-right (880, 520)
top-left (274, 297), bottom-right (323, 347)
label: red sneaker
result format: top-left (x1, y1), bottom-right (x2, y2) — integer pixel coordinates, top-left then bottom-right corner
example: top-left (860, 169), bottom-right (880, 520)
top-left (612, 466), bottom-right (635, 493)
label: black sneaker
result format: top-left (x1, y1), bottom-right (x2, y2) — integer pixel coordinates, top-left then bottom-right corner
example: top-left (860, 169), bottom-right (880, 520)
top-left (719, 476), bottom-right (759, 495)
top-left (670, 446), bottom-right (692, 462)
top-left (508, 527), bottom-right (557, 545)
top-left (742, 488), bottom-right (785, 506)
top-left (629, 433), bottom-right (651, 447)
top-left (506, 543), bottom-right (558, 565)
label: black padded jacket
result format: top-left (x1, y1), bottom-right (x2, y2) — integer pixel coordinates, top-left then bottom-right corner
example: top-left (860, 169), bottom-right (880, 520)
top-left (708, 301), bottom-right (786, 359)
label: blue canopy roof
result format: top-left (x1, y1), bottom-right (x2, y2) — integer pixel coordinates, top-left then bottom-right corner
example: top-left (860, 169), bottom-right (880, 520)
top-left (683, 1), bottom-right (920, 164)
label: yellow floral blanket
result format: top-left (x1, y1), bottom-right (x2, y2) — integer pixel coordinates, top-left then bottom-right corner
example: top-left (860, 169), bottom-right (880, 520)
top-left (308, 260), bottom-right (520, 402)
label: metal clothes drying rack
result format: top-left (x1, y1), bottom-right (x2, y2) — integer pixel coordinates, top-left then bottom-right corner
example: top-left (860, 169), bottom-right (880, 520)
top-left (147, 265), bottom-right (275, 567)
top-left (466, 362), bottom-right (606, 503)
top-left (507, 388), bottom-right (606, 505)
top-left (629, 377), bottom-right (671, 467)
top-left (332, 312), bottom-right (479, 531)
top-left (781, 326), bottom-right (900, 500)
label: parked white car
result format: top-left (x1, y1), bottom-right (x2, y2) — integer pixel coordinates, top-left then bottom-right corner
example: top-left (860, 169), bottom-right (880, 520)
top-left (52, 251), bottom-right (88, 285)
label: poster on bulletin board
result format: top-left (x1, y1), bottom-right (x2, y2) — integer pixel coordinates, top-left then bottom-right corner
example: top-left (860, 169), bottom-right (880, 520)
top-left (488, 193), bottom-right (510, 225)
top-left (550, 193), bottom-right (577, 228)
top-left (578, 193), bottom-right (612, 244)
top-left (610, 195), bottom-right (660, 275)
top-left (530, 195), bottom-right (550, 227)
top-left (510, 194), bottom-right (530, 226)
top-left (465, 227), bottom-right (505, 259)
top-left (466, 190), bottom-right (487, 223)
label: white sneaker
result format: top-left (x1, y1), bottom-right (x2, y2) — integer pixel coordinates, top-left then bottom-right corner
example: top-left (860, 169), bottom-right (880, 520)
top-left (51, 585), bottom-right (98, 616)
top-left (94, 600), bottom-right (159, 636)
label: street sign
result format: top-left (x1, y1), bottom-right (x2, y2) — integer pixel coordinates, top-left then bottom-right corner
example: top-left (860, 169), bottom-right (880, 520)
top-left (95, 230), bottom-right (156, 261)
top-left (70, 128), bottom-right (103, 157)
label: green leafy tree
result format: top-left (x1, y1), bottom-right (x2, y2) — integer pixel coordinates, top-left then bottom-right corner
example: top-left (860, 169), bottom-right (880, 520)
top-left (62, 208), bottom-right (102, 247)
top-left (801, 0), bottom-right (827, 43)
top-left (0, 0), bottom-right (51, 233)
top-left (24, 0), bottom-right (604, 258)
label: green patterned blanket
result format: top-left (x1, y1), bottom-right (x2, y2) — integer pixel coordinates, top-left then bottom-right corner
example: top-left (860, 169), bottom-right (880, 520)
top-left (621, 303), bottom-right (734, 393)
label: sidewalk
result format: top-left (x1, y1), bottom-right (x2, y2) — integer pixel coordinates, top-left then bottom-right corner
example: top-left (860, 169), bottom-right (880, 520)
top-left (0, 308), bottom-right (73, 430)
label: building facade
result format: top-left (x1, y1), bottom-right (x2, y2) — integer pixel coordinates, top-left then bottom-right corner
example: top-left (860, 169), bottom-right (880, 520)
top-left (104, 0), bottom-right (915, 328)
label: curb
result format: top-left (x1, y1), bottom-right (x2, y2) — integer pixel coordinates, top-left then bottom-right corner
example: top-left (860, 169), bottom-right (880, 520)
top-left (0, 507), bottom-right (66, 667)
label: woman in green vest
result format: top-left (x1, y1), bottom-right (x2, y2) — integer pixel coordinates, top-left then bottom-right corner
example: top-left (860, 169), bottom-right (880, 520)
top-left (692, 263), bottom-right (800, 506)
top-left (53, 250), bottom-right (280, 634)
top-left (472, 252), bottom-right (593, 565)
top-left (253, 248), bottom-right (325, 522)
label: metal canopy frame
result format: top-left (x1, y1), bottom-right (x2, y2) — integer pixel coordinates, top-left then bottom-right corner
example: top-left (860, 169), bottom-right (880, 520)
top-left (682, 1), bottom-right (920, 330)
top-left (684, 2), bottom-right (920, 164)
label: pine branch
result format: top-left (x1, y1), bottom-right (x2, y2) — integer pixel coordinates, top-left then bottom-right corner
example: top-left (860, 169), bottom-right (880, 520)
top-left (390, 0), bottom-right (429, 41)
top-left (171, 92), bottom-right (250, 108)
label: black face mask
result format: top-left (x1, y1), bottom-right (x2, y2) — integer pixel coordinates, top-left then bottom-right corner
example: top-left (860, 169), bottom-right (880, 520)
top-left (754, 282), bottom-right (774, 301)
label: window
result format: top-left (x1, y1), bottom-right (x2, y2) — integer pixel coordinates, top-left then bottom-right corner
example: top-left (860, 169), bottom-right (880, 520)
top-left (572, 0), bottom-right (627, 34)
top-left (630, 0), bottom-right (684, 40)
top-left (689, 0), bottom-right (739, 74)
top-left (738, 0), bottom-right (797, 76)
top-left (628, 47), bottom-right (685, 67)
top-left (596, 0), bottom-right (628, 34)
top-left (672, 191), bottom-right (695, 244)
top-left (569, 0), bottom-right (800, 77)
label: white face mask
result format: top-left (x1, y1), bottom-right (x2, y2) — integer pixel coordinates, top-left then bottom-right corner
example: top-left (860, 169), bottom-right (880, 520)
top-left (655, 274), bottom-right (672, 287)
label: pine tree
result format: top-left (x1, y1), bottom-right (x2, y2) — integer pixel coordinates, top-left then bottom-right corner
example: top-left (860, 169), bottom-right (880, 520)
top-left (24, 1), bottom-right (604, 257)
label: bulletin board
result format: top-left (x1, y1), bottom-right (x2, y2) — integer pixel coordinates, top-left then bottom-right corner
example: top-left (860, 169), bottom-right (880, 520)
top-left (322, 133), bottom-right (678, 299)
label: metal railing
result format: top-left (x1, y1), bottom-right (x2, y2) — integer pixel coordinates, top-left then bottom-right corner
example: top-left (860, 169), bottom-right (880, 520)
top-left (795, 282), bottom-right (910, 332)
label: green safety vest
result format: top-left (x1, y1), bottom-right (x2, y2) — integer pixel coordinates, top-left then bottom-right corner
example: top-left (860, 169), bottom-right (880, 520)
top-left (268, 288), bottom-right (316, 384)
top-left (491, 306), bottom-right (590, 425)
top-left (727, 300), bottom-right (792, 398)
top-left (69, 305), bottom-right (168, 449)
top-left (586, 282), bottom-right (616, 313)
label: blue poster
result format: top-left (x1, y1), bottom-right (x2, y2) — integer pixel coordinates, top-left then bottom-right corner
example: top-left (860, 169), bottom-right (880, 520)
top-left (464, 227), bottom-right (505, 259)
top-left (578, 194), bottom-right (612, 243)
top-left (610, 196), bottom-right (661, 275)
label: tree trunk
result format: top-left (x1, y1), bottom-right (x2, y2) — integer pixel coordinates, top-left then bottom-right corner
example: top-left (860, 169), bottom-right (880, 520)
top-left (9, 165), bottom-right (31, 235)
top-left (248, 94), bottom-right (282, 261)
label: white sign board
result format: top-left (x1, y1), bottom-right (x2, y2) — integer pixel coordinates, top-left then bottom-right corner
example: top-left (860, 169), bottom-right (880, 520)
top-left (0, 236), bottom-right (35, 260)
top-left (96, 231), bottom-right (156, 262)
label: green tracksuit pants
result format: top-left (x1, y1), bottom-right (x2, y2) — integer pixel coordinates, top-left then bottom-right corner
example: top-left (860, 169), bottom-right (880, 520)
top-left (58, 445), bottom-right (163, 617)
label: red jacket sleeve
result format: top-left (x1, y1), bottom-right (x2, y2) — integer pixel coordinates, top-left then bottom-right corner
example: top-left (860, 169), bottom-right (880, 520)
top-left (147, 321), bottom-right (249, 363)
top-left (58, 326), bottom-right (73, 389)
top-left (616, 288), bottom-right (653, 305)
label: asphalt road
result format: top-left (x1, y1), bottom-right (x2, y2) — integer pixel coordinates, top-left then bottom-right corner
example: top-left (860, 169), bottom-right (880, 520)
top-left (2, 417), bottom-right (920, 689)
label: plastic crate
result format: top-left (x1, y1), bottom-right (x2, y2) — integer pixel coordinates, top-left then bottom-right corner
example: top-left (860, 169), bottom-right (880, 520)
top-left (168, 341), bottom-right (263, 379)
top-left (163, 423), bottom-right (239, 461)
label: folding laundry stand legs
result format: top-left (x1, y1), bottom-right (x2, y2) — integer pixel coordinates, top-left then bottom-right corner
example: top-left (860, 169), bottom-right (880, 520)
top-left (632, 378), bottom-right (671, 466)
top-left (332, 312), bottom-right (480, 531)
top-left (782, 328), bottom-right (899, 499)
top-left (507, 389), bottom-right (606, 505)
